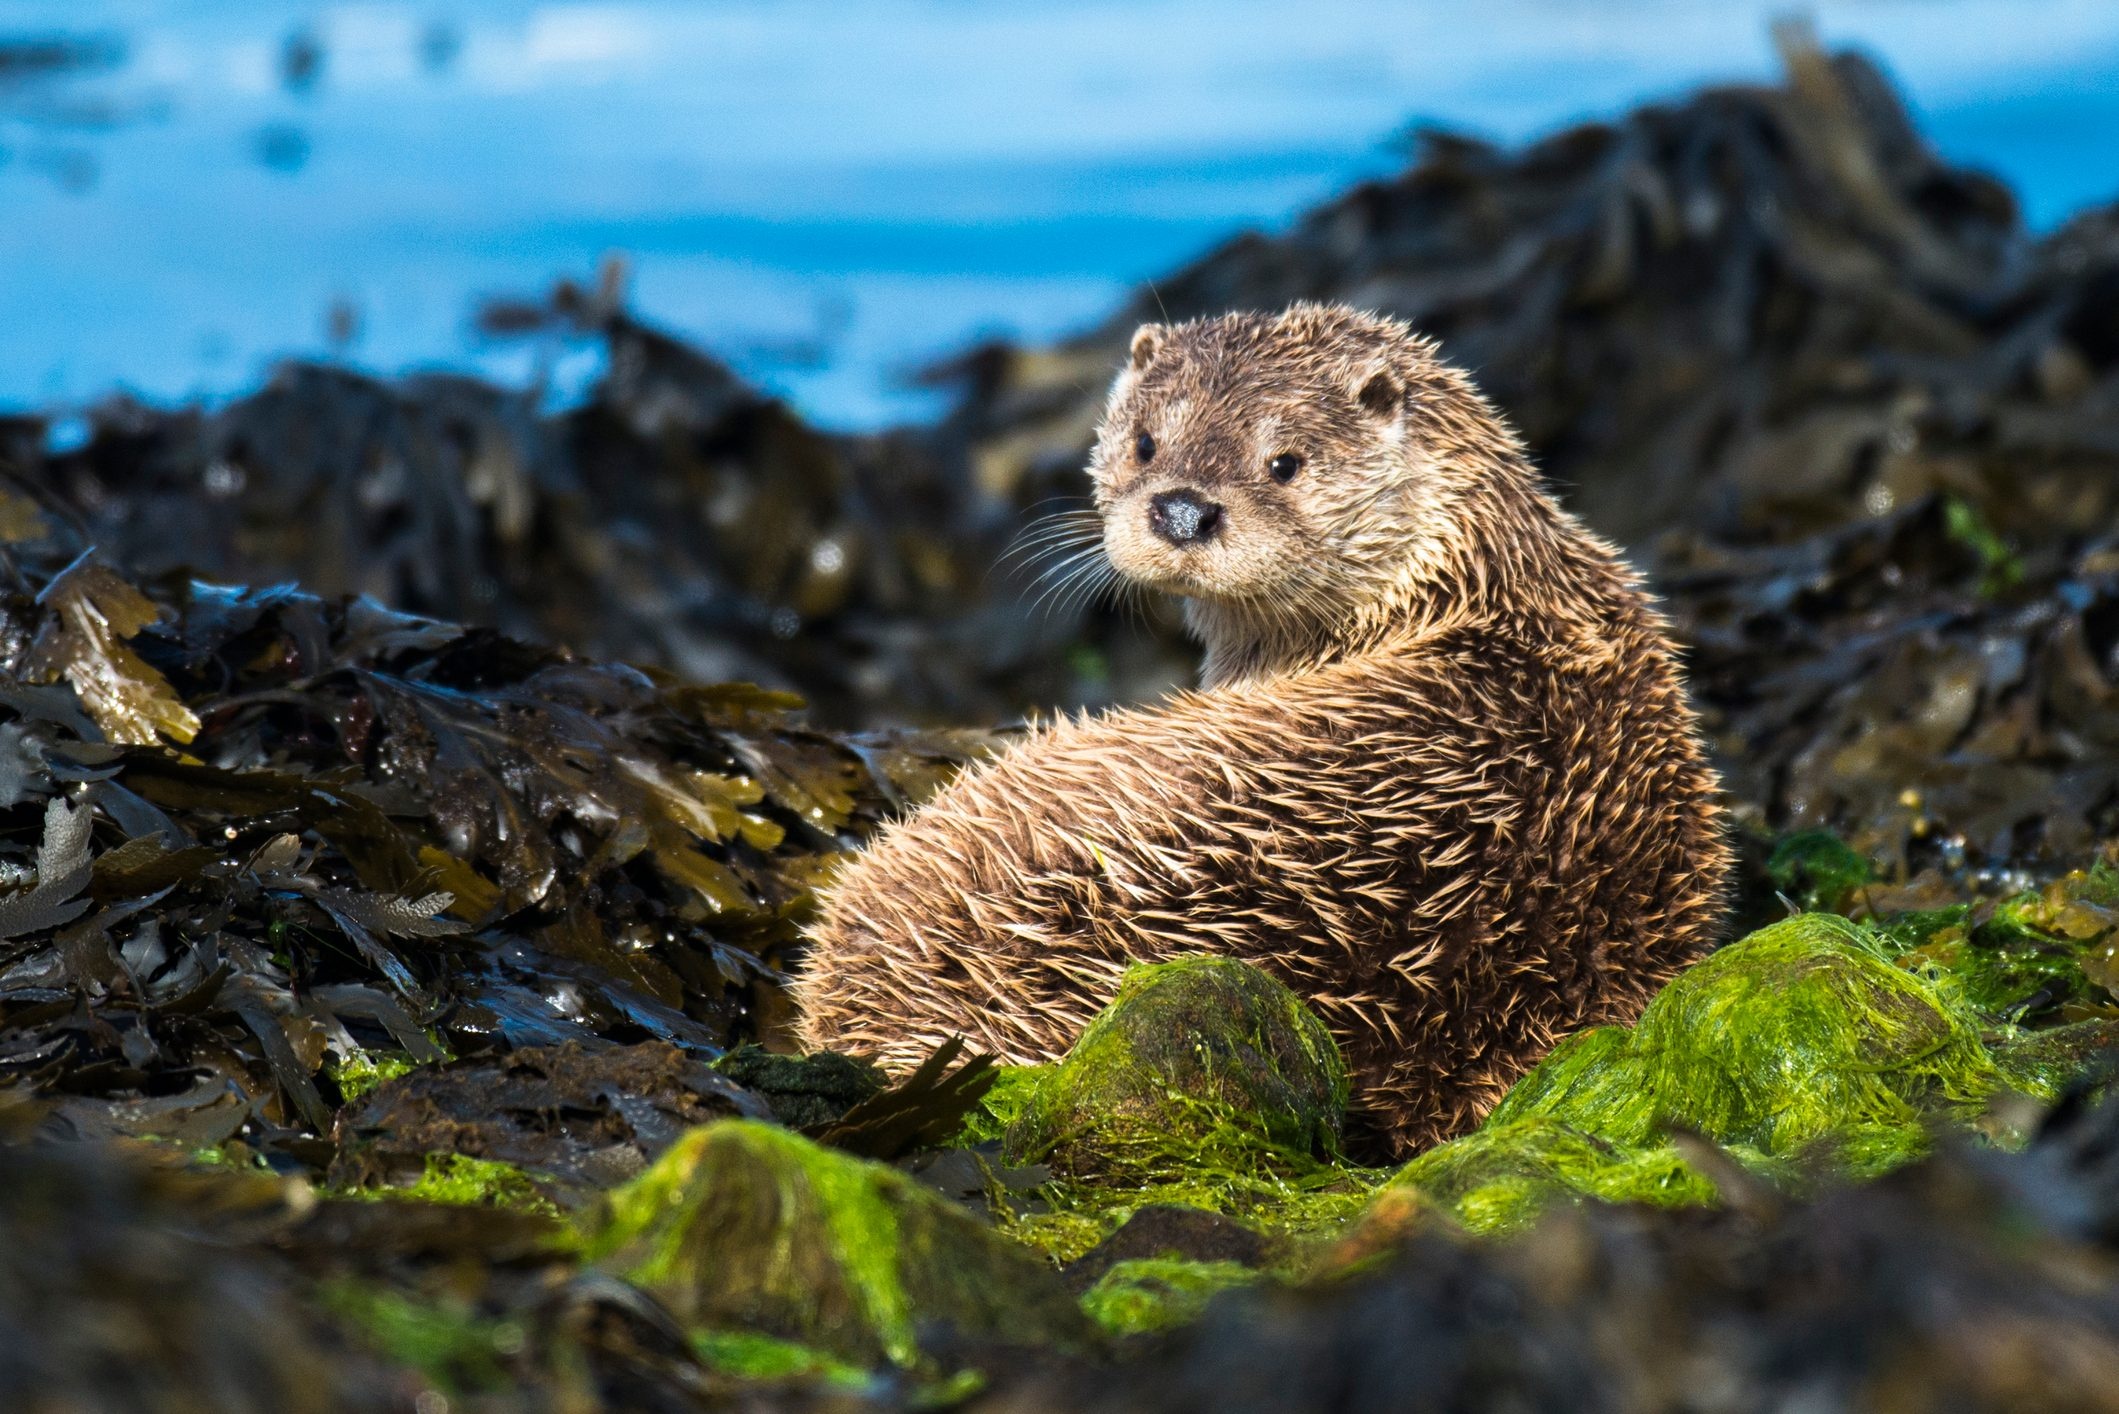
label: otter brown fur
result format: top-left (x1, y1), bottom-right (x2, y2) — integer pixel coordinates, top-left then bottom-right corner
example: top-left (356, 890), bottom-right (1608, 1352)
top-left (793, 303), bottom-right (1730, 1154)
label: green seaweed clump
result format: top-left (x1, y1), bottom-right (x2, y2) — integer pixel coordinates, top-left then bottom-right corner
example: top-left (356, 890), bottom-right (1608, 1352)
top-left (985, 958), bottom-right (1375, 1264)
top-left (326, 1049), bottom-right (423, 1103)
top-left (1877, 861), bottom-right (2119, 1023)
top-left (588, 1118), bottom-right (1093, 1368)
top-left (1003, 957), bottom-right (1349, 1181)
top-left (955, 1065), bottom-right (1043, 1147)
top-left (1079, 1259), bottom-right (1262, 1338)
top-left (1622, 912), bottom-right (2001, 1154)
top-left (1390, 1117), bottom-right (1740, 1237)
top-left (1384, 913), bottom-right (2015, 1234)
top-left (347, 1153), bottom-right (564, 1222)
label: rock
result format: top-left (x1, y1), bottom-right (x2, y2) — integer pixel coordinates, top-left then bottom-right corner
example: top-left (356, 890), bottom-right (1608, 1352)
top-left (1003, 958), bottom-right (1349, 1180)
top-left (1079, 1260), bottom-right (1263, 1339)
top-left (1491, 913), bottom-right (2004, 1154)
top-left (1062, 1206), bottom-right (1275, 1295)
top-left (1383, 1118), bottom-right (1727, 1238)
top-left (588, 1119), bottom-right (1095, 1367)
top-left (1381, 913), bottom-right (2015, 1233)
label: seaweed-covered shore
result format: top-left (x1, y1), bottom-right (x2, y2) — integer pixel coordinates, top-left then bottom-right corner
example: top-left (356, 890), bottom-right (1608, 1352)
top-left (8, 34), bottom-right (2119, 1412)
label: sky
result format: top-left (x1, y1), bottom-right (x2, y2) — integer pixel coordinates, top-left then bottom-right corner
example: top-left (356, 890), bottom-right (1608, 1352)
top-left (4, 0), bottom-right (2116, 428)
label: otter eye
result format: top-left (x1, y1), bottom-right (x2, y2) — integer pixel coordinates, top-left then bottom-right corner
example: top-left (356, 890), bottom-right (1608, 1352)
top-left (1268, 453), bottom-right (1302, 484)
top-left (1135, 432), bottom-right (1155, 463)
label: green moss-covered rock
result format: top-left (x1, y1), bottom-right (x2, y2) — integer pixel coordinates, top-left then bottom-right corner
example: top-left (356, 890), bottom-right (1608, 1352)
top-left (1631, 913), bottom-right (2002, 1153)
top-left (1003, 957), bottom-right (1349, 1181)
top-left (1078, 1259), bottom-right (1262, 1337)
top-left (1488, 913), bottom-right (2001, 1156)
top-left (1389, 1117), bottom-right (1741, 1236)
top-left (341, 1153), bottom-right (565, 1224)
top-left (587, 1119), bottom-right (1093, 1368)
top-left (1387, 914), bottom-right (2018, 1233)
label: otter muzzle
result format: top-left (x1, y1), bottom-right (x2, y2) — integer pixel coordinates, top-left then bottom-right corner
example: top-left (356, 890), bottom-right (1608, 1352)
top-left (1148, 489), bottom-right (1223, 547)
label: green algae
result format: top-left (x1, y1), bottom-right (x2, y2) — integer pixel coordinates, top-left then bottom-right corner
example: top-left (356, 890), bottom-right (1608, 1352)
top-left (1991, 1020), bottom-right (2119, 1102)
top-left (1872, 862), bottom-right (2119, 1022)
top-left (1942, 494), bottom-right (2026, 597)
top-left (1079, 1259), bottom-right (1263, 1338)
top-left (956, 1065), bottom-right (1041, 1147)
top-left (1631, 913), bottom-right (2001, 1155)
top-left (689, 1329), bottom-right (1003, 1410)
top-left (1390, 1117), bottom-right (1745, 1236)
top-left (1003, 957), bottom-right (1348, 1182)
top-left (325, 1049), bottom-right (424, 1103)
top-left (342, 1153), bottom-right (564, 1222)
top-left (320, 1280), bottom-right (523, 1396)
top-left (997, 1162), bottom-right (1383, 1271)
top-left (1486, 913), bottom-right (2002, 1156)
top-left (969, 958), bottom-right (1379, 1267)
top-left (691, 1329), bottom-right (870, 1387)
top-left (1885, 914), bottom-right (2084, 1022)
top-left (183, 1142), bottom-right (274, 1174)
top-left (1391, 913), bottom-right (2022, 1234)
top-left (589, 1119), bottom-right (1093, 1368)
top-left (970, 905), bottom-right (2119, 1268)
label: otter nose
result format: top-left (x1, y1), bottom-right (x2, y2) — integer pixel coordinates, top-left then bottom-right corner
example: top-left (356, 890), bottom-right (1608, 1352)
top-left (1148, 489), bottom-right (1223, 547)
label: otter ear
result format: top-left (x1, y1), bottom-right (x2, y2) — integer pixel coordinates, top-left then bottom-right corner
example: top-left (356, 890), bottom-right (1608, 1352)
top-left (1356, 368), bottom-right (1403, 421)
top-left (1128, 323), bottom-right (1166, 372)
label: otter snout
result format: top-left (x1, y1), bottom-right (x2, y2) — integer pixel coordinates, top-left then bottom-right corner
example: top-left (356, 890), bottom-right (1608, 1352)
top-left (1148, 489), bottom-right (1223, 547)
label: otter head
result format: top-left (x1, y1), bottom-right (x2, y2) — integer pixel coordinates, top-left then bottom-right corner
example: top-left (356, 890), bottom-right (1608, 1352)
top-left (1089, 303), bottom-right (1520, 683)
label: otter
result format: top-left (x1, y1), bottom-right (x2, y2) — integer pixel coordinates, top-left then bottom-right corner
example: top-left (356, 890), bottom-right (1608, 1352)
top-left (793, 304), bottom-right (1729, 1154)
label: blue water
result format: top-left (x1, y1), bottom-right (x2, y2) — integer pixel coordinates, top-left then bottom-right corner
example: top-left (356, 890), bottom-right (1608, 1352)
top-left (5, 1), bottom-right (2116, 429)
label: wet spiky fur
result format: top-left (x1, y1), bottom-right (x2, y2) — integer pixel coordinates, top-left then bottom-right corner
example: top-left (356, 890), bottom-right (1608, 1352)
top-left (794, 305), bottom-right (1730, 1155)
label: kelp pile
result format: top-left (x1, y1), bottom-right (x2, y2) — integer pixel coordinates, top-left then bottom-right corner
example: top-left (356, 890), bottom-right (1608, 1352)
top-left (12, 285), bottom-right (1083, 728)
top-left (0, 507), bottom-right (991, 1165)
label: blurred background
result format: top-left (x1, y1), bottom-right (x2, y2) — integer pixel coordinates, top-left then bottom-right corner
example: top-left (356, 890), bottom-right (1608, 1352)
top-left (5, 0), bottom-right (2116, 427)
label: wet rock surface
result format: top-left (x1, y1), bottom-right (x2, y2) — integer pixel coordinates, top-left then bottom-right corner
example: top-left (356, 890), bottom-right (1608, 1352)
top-left (589, 1119), bottom-right (1097, 1368)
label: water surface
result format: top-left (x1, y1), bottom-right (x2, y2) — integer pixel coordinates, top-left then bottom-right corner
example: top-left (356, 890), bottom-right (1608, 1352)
top-left (4, 0), bottom-right (2115, 427)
